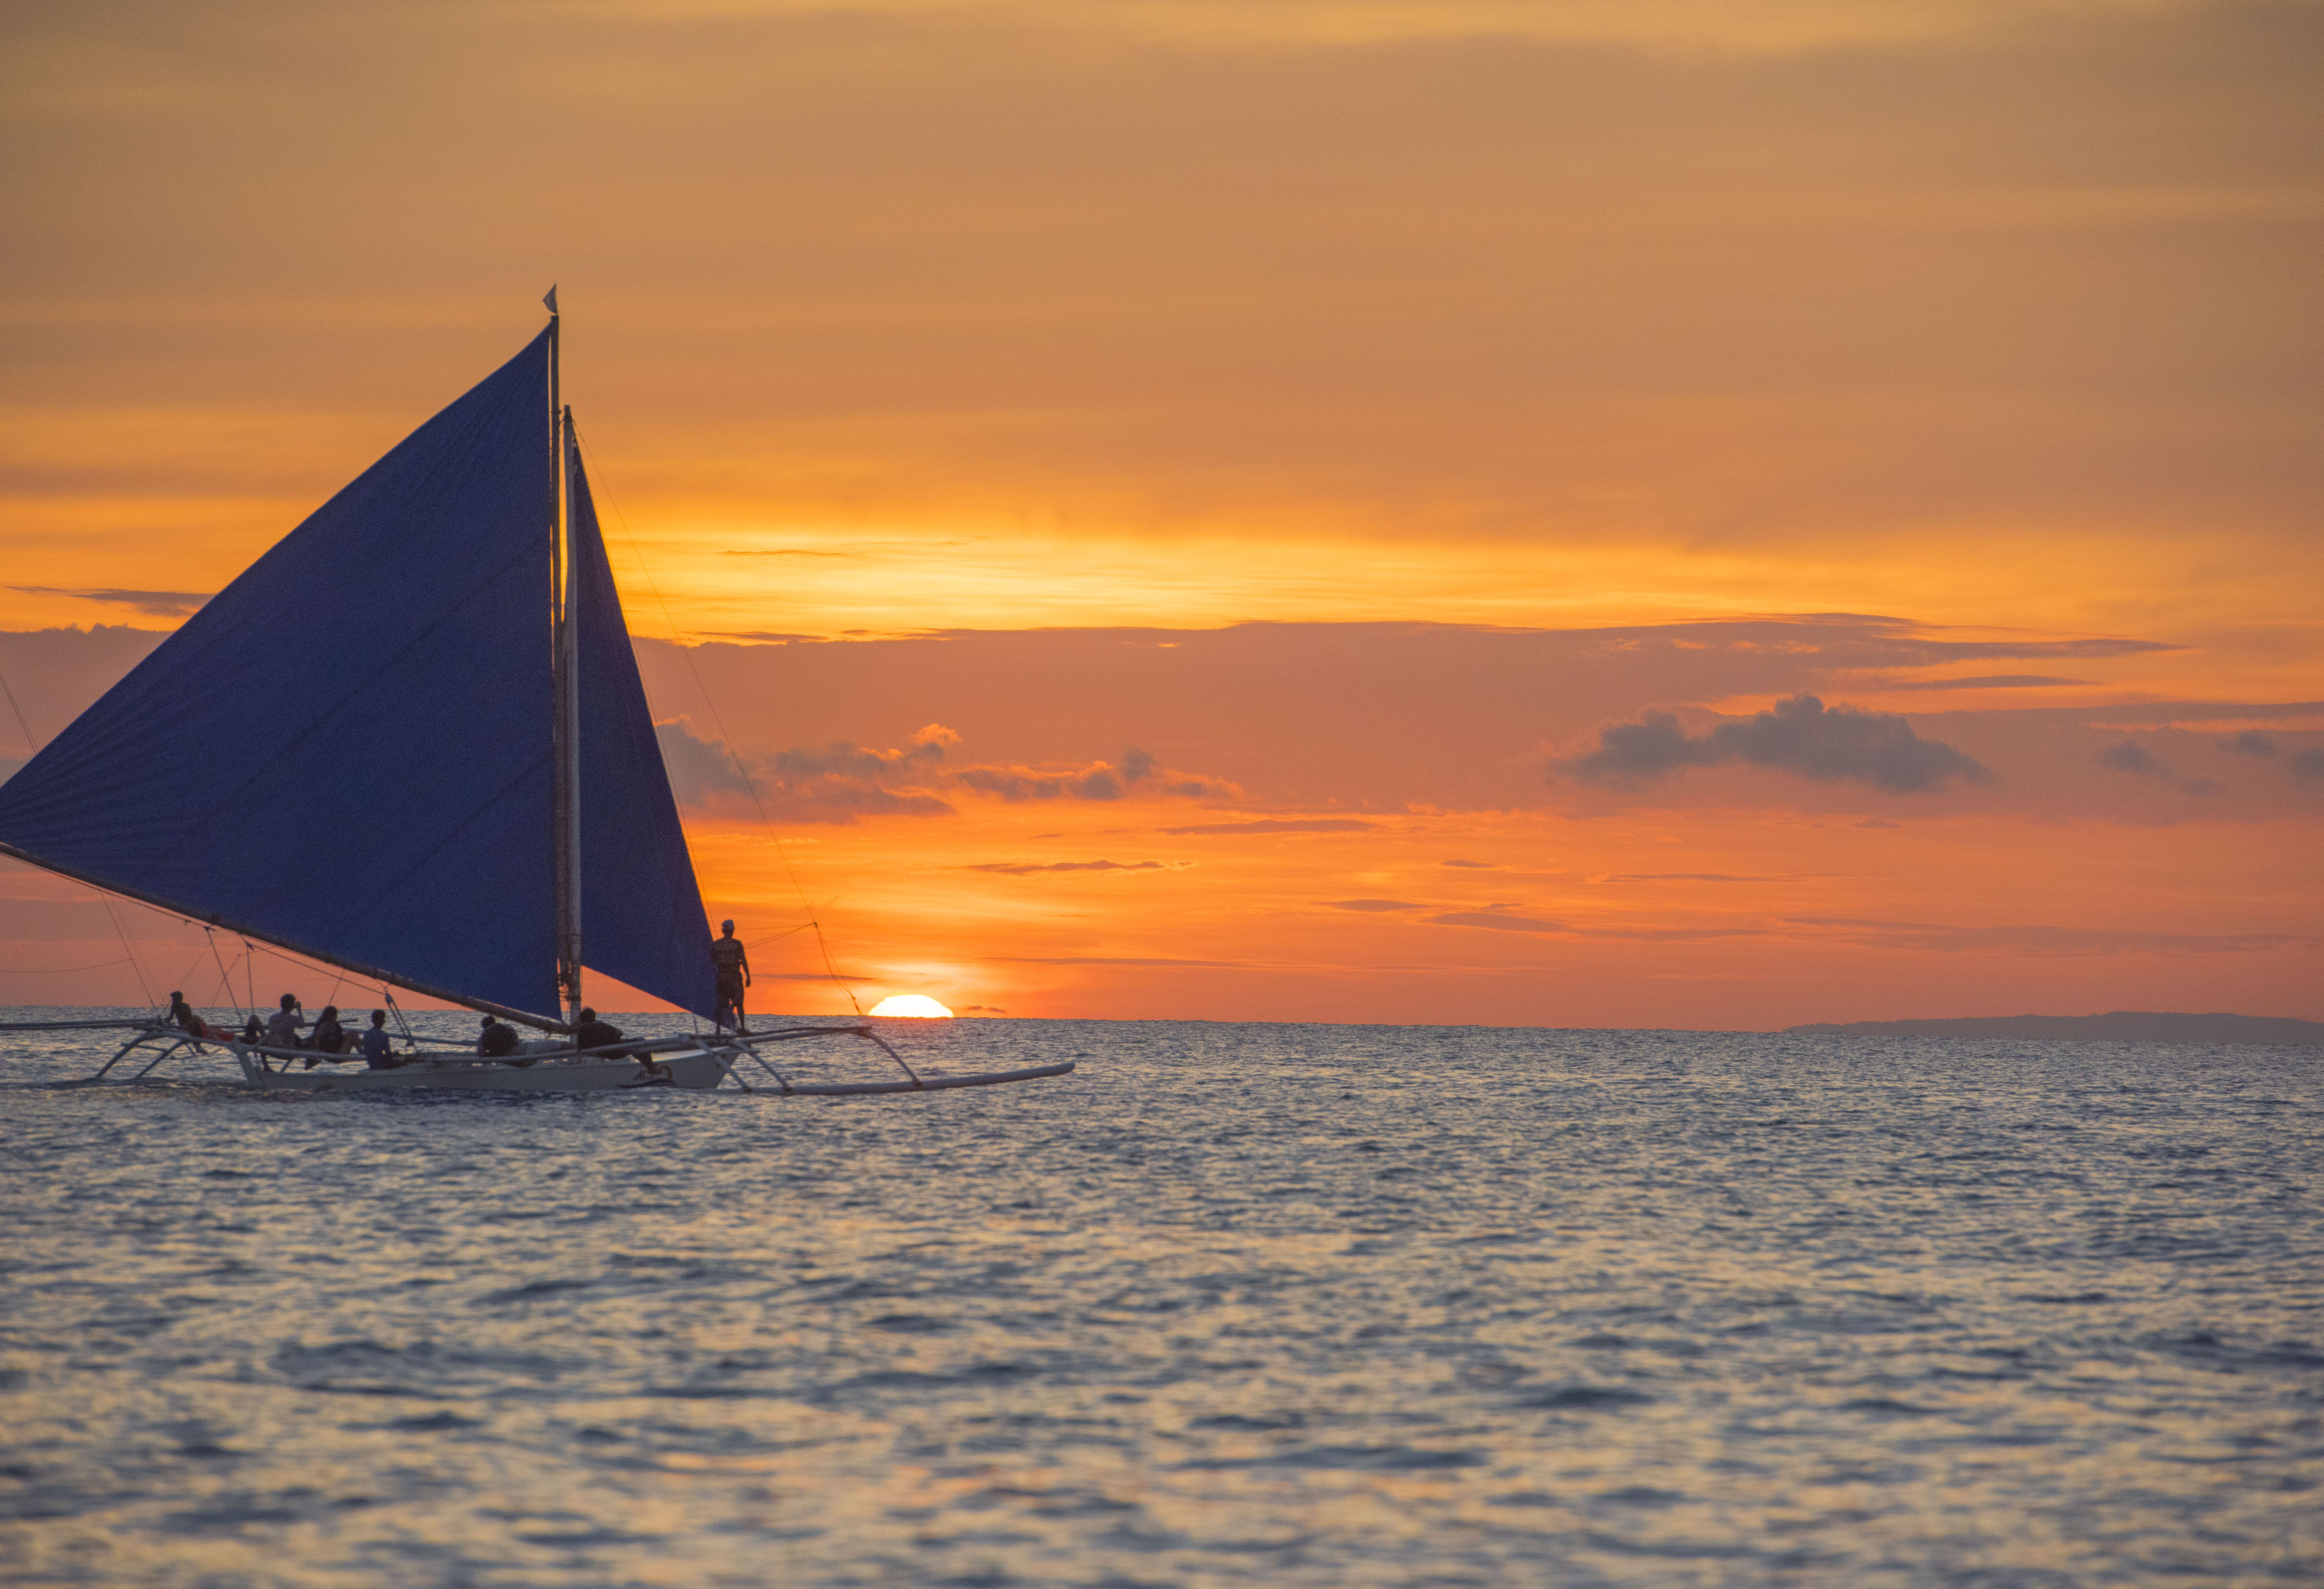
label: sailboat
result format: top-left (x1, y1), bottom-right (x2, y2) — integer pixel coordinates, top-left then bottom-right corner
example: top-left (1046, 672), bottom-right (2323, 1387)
top-left (0, 302), bottom-right (1070, 1098)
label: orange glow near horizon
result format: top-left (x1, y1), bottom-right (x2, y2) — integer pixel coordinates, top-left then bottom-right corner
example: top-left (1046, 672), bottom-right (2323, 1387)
top-left (676, 793), bottom-right (2321, 1031)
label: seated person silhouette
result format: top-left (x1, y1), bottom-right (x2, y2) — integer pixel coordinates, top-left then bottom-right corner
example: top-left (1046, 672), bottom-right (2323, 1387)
top-left (263, 994), bottom-right (306, 1051)
top-left (573, 1007), bottom-right (625, 1052)
top-left (361, 1009), bottom-right (401, 1069)
top-left (302, 1005), bottom-right (350, 1068)
top-left (168, 991), bottom-right (232, 1044)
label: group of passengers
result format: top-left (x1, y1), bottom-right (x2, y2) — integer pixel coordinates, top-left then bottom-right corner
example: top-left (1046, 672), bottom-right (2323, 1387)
top-left (172, 921), bottom-right (752, 1075)
top-left (472, 1008), bottom-right (629, 1061)
top-left (199, 991), bottom-right (398, 1069)
top-left (206, 990), bottom-right (632, 1069)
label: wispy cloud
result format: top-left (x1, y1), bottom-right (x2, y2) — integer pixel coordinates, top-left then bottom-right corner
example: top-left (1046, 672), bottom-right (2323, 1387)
top-left (1594, 873), bottom-right (1823, 883)
top-left (1862, 674), bottom-right (2092, 691)
top-left (2097, 739), bottom-right (2216, 795)
top-left (986, 955), bottom-right (1257, 968)
top-left (2098, 740), bottom-right (2168, 777)
top-left (1784, 917), bottom-right (2313, 956)
top-left (689, 630), bottom-right (827, 643)
top-left (567, 0), bottom-right (2240, 56)
top-left (1425, 910), bottom-right (1568, 933)
top-left (1319, 898), bottom-right (1426, 911)
top-left (966, 859), bottom-right (1190, 875)
top-left (8, 586), bottom-right (211, 618)
top-left (1159, 818), bottom-right (1377, 836)
top-left (957, 744), bottom-right (1232, 803)
top-left (2206, 730), bottom-right (2324, 785)
top-left (655, 718), bottom-right (1235, 821)
top-left (720, 541), bottom-right (967, 558)
top-left (1421, 911), bottom-right (1763, 943)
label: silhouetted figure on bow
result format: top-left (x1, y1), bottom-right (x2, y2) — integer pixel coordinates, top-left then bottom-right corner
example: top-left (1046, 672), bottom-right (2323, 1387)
top-left (712, 920), bottom-right (751, 1034)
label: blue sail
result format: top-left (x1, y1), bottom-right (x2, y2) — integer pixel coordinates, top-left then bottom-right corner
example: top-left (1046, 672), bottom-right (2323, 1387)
top-left (569, 449), bottom-right (718, 1019)
top-left (0, 331), bottom-right (560, 1017)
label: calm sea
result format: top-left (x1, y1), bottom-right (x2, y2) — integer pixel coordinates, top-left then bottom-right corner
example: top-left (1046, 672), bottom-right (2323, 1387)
top-left (3, 1009), bottom-right (2320, 1587)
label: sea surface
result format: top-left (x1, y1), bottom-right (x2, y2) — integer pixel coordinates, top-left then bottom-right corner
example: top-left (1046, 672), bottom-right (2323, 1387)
top-left (3, 1008), bottom-right (2320, 1587)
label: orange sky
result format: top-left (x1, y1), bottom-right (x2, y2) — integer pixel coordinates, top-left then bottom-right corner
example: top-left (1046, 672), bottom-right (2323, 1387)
top-left (2, 0), bottom-right (2319, 1024)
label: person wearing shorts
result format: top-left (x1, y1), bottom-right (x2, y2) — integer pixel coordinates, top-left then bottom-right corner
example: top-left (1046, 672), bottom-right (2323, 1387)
top-left (711, 920), bottom-right (750, 1033)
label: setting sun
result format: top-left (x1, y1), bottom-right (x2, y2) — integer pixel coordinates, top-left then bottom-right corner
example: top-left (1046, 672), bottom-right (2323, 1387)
top-left (868, 995), bottom-right (954, 1019)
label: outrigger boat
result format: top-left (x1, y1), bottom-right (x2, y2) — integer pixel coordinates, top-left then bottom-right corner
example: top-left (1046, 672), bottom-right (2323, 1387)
top-left (17, 1013), bottom-right (1071, 1096)
top-left (0, 299), bottom-right (1070, 1098)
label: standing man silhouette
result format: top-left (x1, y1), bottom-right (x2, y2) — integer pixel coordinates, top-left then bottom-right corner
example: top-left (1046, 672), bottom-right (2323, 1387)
top-left (712, 919), bottom-right (751, 1034)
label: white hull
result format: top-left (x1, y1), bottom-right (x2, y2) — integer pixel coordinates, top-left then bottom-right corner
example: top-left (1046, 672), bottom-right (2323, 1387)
top-left (237, 1047), bottom-right (730, 1093)
top-left (225, 1045), bottom-right (1076, 1097)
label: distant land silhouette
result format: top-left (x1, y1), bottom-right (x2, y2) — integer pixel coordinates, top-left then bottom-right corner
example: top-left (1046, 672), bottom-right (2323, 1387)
top-left (1786, 1011), bottom-right (2324, 1046)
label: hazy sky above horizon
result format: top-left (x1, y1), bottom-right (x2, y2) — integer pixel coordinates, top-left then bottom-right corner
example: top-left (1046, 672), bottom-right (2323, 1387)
top-left (2, 0), bottom-right (2318, 1023)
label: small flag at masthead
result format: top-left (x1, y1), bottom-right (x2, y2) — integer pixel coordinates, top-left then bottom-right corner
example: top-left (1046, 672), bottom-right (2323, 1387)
top-left (543, 285), bottom-right (559, 314)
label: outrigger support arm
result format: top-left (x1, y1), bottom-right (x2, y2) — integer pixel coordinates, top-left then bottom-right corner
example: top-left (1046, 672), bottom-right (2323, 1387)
top-left (719, 1022), bottom-right (924, 1088)
top-left (858, 1028), bottom-right (923, 1088)
top-left (0, 1018), bottom-right (162, 1032)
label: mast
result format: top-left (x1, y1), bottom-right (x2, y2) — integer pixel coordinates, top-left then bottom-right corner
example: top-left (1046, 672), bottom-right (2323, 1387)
top-left (549, 300), bottom-right (584, 1022)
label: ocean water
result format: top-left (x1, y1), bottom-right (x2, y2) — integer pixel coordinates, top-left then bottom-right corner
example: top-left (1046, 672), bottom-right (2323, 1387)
top-left (3, 1008), bottom-right (2320, 1587)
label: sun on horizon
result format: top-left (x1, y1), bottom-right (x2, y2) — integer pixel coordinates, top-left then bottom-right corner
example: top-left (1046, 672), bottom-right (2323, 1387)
top-left (868, 994), bottom-right (954, 1018)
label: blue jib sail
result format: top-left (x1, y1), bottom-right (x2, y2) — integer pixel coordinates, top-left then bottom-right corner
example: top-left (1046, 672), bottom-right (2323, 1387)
top-left (0, 331), bottom-right (560, 1017)
top-left (569, 450), bottom-right (718, 1019)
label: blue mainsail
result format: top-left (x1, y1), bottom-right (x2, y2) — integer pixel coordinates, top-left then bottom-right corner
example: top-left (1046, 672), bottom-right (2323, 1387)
top-left (570, 449), bottom-right (718, 1019)
top-left (0, 332), bottom-right (561, 1017)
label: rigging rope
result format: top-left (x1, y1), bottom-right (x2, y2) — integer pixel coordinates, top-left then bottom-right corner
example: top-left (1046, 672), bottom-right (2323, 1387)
top-left (165, 943), bottom-right (209, 1003)
top-left (0, 662), bottom-right (36, 754)
top-left (0, 957), bottom-right (135, 974)
top-left (99, 895), bottom-right (156, 1008)
top-left (0, 670), bottom-right (160, 1001)
top-left (572, 422), bottom-right (866, 1018)
top-left (204, 928), bottom-right (244, 1019)
top-left (383, 988), bottom-right (416, 1046)
top-left (3, 657), bottom-right (161, 1011)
